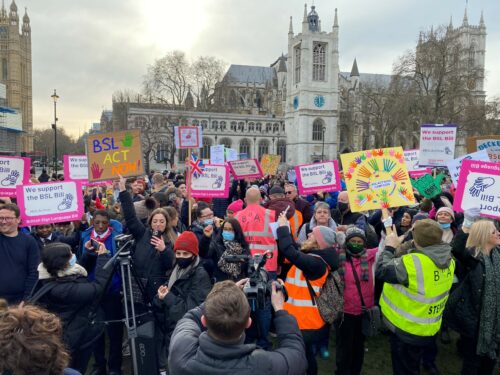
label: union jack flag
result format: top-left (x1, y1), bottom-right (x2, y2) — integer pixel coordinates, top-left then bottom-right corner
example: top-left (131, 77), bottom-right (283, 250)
top-left (190, 153), bottom-right (205, 178)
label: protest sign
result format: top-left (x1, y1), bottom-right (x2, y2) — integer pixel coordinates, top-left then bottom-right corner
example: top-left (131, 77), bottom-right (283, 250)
top-left (294, 161), bottom-right (341, 195)
top-left (445, 150), bottom-right (490, 187)
top-left (0, 156), bottom-right (30, 197)
top-left (287, 169), bottom-right (297, 183)
top-left (191, 165), bottom-right (229, 198)
top-left (63, 155), bottom-right (88, 181)
top-left (419, 124), bottom-right (457, 167)
top-left (16, 181), bottom-right (84, 226)
top-left (260, 154), bottom-right (281, 176)
top-left (210, 145), bottom-right (225, 165)
top-left (466, 135), bottom-right (500, 162)
top-left (86, 129), bottom-right (144, 182)
top-left (411, 174), bottom-right (445, 199)
top-left (340, 147), bottom-right (415, 212)
top-left (228, 159), bottom-right (263, 180)
top-left (174, 126), bottom-right (202, 149)
top-left (226, 148), bottom-right (238, 162)
top-left (453, 160), bottom-right (500, 219)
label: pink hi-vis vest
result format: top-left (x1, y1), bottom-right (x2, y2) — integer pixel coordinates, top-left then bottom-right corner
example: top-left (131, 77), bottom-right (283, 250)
top-left (236, 205), bottom-right (278, 272)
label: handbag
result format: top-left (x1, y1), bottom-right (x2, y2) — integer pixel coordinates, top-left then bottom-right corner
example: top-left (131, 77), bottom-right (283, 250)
top-left (349, 258), bottom-right (381, 337)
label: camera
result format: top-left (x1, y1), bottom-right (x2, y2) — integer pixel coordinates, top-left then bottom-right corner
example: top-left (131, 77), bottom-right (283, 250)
top-left (223, 252), bottom-right (287, 311)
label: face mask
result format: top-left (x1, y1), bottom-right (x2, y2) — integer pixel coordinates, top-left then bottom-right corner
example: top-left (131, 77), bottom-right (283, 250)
top-left (338, 202), bottom-right (349, 212)
top-left (440, 223), bottom-right (451, 229)
top-left (204, 219), bottom-right (214, 226)
top-left (222, 231), bottom-right (235, 241)
top-left (176, 256), bottom-right (194, 269)
top-left (346, 242), bottom-right (365, 255)
top-left (69, 254), bottom-right (77, 268)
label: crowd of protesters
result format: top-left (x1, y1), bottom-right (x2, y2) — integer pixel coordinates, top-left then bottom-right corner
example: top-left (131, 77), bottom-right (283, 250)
top-left (0, 167), bottom-right (499, 375)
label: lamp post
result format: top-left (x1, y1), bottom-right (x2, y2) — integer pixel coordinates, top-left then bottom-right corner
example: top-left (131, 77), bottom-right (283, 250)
top-left (321, 126), bottom-right (326, 161)
top-left (51, 89), bottom-right (59, 175)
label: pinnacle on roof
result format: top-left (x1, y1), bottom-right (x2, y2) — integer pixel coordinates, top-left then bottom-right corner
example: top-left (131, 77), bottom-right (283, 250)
top-left (479, 10), bottom-right (485, 27)
top-left (302, 3), bottom-right (307, 23)
top-left (289, 16), bottom-right (293, 34)
top-left (462, 7), bottom-right (468, 26)
top-left (9, 0), bottom-right (16, 13)
top-left (22, 6), bottom-right (28, 23)
top-left (350, 58), bottom-right (359, 77)
top-left (277, 54), bottom-right (287, 73)
top-left (307, 5), bottom-right (319, 32)
top-left (448, 15), bottom-right (453, 29)
top-left (333, 8), bottom-right (338, 28)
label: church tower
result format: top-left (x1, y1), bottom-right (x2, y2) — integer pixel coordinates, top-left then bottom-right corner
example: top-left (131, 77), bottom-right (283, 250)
top-left (0, 1), bottom-right (33, 153)
top-left (285, 4), bottom-right (339, 165)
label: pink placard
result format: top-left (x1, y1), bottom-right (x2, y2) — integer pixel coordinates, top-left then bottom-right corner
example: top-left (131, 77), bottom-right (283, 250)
top-left (453, 159), bottom-right (500, 219)
top-left (191, 165), bottom-right (230, 198)
top-left (295, 160), bottom-right (341, 195)
top-left (16, 181), bottom-right (84, 225)
top-left (228, 159), bottom-right (263, 180)
top-left (175, 126), bottom-right (202, 149)
top-left (63, 155), bottom-right (88, 182)
top-left (0, 156), bottom-right (31, 197)
top-left (408, 169), bottom-right (432, 179)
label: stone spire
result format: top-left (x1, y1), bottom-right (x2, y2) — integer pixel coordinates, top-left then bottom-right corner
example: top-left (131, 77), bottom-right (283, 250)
top-left (479, 10), bottom-right (485, 28)
top-left (448, 15), bottom-right (453, 29)
top-left (462, 7), bottom-right (468, 26)
top-left (302, 3), bottom-right (307, 23)
top-left (333, 8), bottom-right (338, 28)
top-left (350, 58), bottom-right (359, 77)
top-left (0, 1), bottom-right (6, 21)
top-left (288, 16), bottom-right (293, 35)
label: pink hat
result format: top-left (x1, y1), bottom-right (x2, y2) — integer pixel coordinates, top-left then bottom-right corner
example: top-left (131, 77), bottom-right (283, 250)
top-left (312, 226), bottom-right (338, 250)
top-left (436, 206), bottom-right (455, 221)
top-left (227, 199), bottom-right (244, 214)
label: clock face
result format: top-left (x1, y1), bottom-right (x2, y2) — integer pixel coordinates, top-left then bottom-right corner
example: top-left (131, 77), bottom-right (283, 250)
top-left (314, 95), bottom-right (325, 108)
top-left (293, 96), bottom-right (299, 110)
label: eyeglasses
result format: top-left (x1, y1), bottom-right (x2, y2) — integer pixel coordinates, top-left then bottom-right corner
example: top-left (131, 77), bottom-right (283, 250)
top-left (285, 191), bottom-right (294, 195)
top-left (0, 217), bottom-right (17, 222)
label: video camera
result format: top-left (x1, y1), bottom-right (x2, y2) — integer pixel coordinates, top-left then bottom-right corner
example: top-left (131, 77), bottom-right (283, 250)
top-left (223, 252), bottom-right (287, 311)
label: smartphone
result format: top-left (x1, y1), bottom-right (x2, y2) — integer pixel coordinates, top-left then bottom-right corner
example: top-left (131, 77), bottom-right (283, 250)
top-left (91, 239), bottom-right (100, 252)
top-left (152, 230), bottom-right (162, 239)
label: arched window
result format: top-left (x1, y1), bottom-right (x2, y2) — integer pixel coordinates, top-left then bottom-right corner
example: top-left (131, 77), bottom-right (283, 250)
top-left (192, 119), bottom-right (199, 126)
top-left (220, 137), bottom-right (232, 149)
top-left (220, 121), bottom-right (226, 131)
top-left (273, 123), bottom-right (279, 133)
top-left (160, 117), bottom-right (169, 128)
top-left (294, 45), bottom-right (301, 84)
top-left (151, 116), bottom-right (159, 127)
top-left (277, 140), bottom-right (286, 161)
top-left (312, 119), bottom-right (324, 141)
top-left (266, 123), bottom-right (272, 133)
top-left (178, 149), bottom-right (188, 163)
top-left (238, 122), bottom-right (245, 131)
top-left (134, 116), bottom-right (147, 128)
top-left (313, 43), bottom-right (326, 81)
top-left (201, 120), bottom-right (208, 130)
top-left (239, 139), bottom-right (251, 158)
top-left (256, 123), bottom-right (262, 132)
top-left (200, 137), bottom-right (213, 159)
top-left (156, 143), bottom-right (168, 162)
top-left (231, 121), bottom-right (237, 131)
top-left (248, 122), bottom-right (255, 132)
top-left (258, 139), bottom-right (269, 159)
top-left (211, 120), bottom-right (218, 130)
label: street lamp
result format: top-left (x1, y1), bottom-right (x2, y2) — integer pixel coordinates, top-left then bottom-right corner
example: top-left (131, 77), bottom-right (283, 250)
top-left (51, 89), bottom-right (59, 175)
top-left (321, 126), bottom-right (326, 161)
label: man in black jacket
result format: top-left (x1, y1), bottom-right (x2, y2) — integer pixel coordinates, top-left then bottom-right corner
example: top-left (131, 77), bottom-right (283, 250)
top-left (169, 280), bottom-right (307, 375)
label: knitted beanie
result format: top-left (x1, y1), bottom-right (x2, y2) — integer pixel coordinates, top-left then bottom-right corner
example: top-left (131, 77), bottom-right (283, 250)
top-left (345, 226), bottom-right (366, 243)
top-left (436, 206), bottom-right (455, 221)
top-left (312, 226), bottom-right (337, 249)
top-left (413, 219), bottom-right (443, 248)
top-left (173, 231), bottom-right (199, 256)
top-left (227, 199), bottom-right (244, 214)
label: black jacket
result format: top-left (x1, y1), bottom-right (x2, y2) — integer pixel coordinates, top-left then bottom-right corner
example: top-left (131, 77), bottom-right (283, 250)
top-left (293, 197), bottom-right (313, 224)
top-left (168, 305), bottom-right (307, 375)
top-left (208, 233), bottom-right (250, 282)
top-left (119, 190), bottom-right (174, 301)
top-left (155, 261), bottom-right (212, 335)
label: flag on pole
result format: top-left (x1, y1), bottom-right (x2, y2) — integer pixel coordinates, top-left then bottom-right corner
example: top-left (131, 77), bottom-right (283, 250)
top-left (190, 152), bottom-right (205, 178)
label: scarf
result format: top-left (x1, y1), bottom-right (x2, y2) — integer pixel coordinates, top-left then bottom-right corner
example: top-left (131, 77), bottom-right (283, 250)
top-left (37, 262), bottom-right (88, 280)
top-left (218, 240), bottom-right (245, 279)
top-left (476, 248), bottom-right (500, 359)
top-left (168, 256), bottom-right (200, 290)
top-left (91, 227), bottom-right (112, 242)
top-left (338, 247), bottom-right (369, 281)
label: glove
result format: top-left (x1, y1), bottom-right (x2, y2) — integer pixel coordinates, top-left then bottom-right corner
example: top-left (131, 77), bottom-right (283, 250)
top-left (382, 216), bottom-right (393, 228)
top-left (463, 207), bottom-right (481, 228)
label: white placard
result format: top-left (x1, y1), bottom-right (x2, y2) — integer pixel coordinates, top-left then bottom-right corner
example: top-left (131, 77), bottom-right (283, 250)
top-left (226, 148), bottom-right (238, 162)
top-left (403, 149), bottom-right (426, 171)
top-left (210, 145), bottom-right (225, 165)
top-left (445, 150), bottom-right (490, 186)
top-left (419, 124), bottom-right (457, 167)
top-left (65, 155), bottom-right (89, 180)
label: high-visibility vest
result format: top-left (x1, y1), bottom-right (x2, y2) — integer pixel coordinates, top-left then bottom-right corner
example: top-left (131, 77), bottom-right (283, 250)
top-left (289, 210), bottom-right (303, 240)
top-left (284, 265), bottom-right (328, 330)
top-left (380, 252), bottom-right (455, 337)
top-left (235, 205), bottom-right (278, 272)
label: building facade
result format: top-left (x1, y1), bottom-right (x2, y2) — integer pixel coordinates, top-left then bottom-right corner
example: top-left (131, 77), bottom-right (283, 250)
top-left (0, 1), bottom-right (32, 154)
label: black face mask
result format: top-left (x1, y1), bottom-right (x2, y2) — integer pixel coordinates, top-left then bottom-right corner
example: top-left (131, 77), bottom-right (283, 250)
top-left (176, 256), bottom-right (194, 269)
top-left (346, 242), bottom-right (365, 255)
top-left (338, 202), bottom-right (349, 212)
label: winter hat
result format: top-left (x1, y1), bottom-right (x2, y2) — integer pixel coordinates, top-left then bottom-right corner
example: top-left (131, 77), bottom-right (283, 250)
top-left (345, 226), bottom-right (366, 243)
top-left (174, 231), bottom-right (199, 256)
top-left (227, 199), bottom-right (244, 214)
top-left (312, 226), bottom-right (338, 249)
top-left (412, 219), bottom-right (443, 248)
top-left (436, 206), bottom-right (455, 221)
top-left (269, 185), bottom-right (284, 196)
top-left (412, 213), bottom-right (429, 224)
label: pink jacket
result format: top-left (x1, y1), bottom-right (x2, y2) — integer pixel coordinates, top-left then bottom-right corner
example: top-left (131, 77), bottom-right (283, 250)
top-left (342, 247), bottom-right (379, 316)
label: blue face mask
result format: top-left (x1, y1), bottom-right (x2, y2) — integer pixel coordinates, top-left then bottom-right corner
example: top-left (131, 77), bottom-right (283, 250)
top-left (222, 231), bottom-right (235, 241)
top-left (440, 223), bottom-right (451, 229)
top-left (204, 218), bottom-right (214, 226)
top-left (69, 254), bottom-right (77, 267)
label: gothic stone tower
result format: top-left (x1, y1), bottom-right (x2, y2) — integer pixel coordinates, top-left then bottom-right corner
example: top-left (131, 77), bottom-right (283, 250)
top-left (285, 4), bottom-right (339, 165)
top-left (0, 1), bottom-right (33, 152)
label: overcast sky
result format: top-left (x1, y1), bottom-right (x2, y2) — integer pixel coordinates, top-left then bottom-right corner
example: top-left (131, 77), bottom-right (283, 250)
top-left (20, 0), bottom-right (499, 138)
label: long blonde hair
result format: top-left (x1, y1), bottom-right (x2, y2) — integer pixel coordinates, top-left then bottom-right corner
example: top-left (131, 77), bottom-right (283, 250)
top-left (466, 220), bottom-right (496, 257)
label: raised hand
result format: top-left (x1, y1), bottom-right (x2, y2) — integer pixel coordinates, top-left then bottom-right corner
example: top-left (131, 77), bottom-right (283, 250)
top-left (1, 170), bottom-right (20, 186)
top-left (91, 162), bottom-right (104, 179)
top-left (469, 177), bottom-right (495, 197)
top-left (157, 285), bottom-right (169, 300)
top-left (121, 132), bottom-right (133, 147)
top-left (411, 173), bottom-right (445, 199)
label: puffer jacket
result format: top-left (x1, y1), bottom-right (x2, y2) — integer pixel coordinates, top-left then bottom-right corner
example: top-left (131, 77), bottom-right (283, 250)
top-left (119, 190), bottom-right (174, 301)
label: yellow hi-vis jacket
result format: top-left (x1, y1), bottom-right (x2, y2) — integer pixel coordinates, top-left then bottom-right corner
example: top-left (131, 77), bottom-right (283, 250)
top-left (380, 252), bottom-right (455, 337)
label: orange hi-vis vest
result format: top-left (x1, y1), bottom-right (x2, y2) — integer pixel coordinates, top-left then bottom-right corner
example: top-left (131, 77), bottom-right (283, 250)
top-left (289, 210), bottom-right (303, 240)
top-left (235, 205), bottom-right (278, 272)
top-left (284, 265), bottom-right (328, 330)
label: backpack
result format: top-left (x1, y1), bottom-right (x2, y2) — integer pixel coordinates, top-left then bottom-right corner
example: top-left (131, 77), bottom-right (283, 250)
top-left (305, 255), bottom-right (345, 324)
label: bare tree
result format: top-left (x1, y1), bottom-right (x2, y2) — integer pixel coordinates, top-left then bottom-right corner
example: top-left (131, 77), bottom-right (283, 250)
top-left (191, 56), bottom-right (227, 110)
